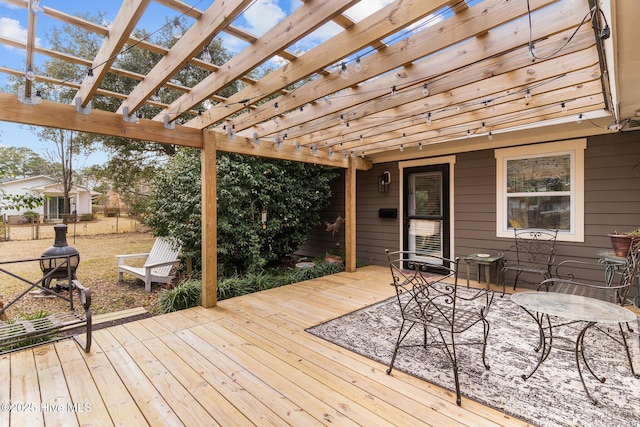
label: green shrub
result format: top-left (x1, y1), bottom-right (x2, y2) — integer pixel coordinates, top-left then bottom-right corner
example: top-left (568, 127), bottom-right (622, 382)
top-left (79, 213), bottom-right (94, 221)
top-left (153, 261), bottom-right (345, 313)
top-left (154, 280), bottom-right (202, 314)
top-left (22, 211), bottom-right (39, 222)
top-left (145, 148), bottom-right (338, 276)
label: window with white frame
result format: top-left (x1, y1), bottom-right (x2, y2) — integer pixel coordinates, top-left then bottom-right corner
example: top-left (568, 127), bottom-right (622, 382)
top-left (495, 139), bottom-right (585, 242)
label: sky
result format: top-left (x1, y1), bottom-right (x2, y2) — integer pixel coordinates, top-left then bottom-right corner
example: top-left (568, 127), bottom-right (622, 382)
top-left (0, 0), bottom-right (394, 166)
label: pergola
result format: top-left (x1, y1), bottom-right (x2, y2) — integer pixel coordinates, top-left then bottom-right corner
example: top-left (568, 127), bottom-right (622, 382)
top-left (0, 0), bottom-right (637, 307)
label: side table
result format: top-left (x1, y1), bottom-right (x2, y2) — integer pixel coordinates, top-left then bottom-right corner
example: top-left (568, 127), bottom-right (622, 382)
top-left (464, 253), bottom-right (504, 290)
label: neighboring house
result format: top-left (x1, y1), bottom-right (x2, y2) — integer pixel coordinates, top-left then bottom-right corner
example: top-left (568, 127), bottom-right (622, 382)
top-left (1, 175), bottom-right (99, 221)
top-left (298, 130), bottom-right (640, 287)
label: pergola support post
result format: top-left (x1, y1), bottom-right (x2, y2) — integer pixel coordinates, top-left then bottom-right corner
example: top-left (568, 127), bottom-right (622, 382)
top-left (201, 131), bottom-right (217, 307)
top-left (345, 156), bottom-right (357, 272)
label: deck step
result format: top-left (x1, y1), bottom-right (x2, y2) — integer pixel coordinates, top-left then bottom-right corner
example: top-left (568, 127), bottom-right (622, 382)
top-left (93, 307), bottom-right (149, 327)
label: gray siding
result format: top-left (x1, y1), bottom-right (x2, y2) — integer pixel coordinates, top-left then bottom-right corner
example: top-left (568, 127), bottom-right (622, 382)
top-left (299, 130), bottom-right (640, 288)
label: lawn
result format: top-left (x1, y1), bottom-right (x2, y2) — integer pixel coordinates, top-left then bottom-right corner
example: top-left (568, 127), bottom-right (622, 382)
top-left (0, 216), bottom-right (167, 320)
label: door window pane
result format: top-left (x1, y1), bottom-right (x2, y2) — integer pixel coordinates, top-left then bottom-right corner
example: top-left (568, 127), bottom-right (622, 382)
top-left (409, 173), bottom-right (442, 217)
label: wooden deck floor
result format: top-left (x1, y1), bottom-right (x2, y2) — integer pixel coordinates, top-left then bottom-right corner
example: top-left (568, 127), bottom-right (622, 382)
top-left (2, 266), bottom-right (557, 426)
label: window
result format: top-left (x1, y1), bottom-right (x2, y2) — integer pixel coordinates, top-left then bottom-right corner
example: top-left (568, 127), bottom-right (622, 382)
top-left (495, 140), bottom-right (585, 242)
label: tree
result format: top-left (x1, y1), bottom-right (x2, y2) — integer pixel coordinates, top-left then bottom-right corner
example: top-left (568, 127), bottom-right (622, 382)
top-left (145, 148), bottom-right (337, 275)
top-left (0, 147), bottom-right (50, 178)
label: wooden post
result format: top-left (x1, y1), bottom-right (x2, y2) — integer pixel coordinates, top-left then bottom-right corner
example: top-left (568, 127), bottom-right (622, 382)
top-left (201, 132), bottom-right (217, 307)
top-left (345, 156), bottom-right (357, 272)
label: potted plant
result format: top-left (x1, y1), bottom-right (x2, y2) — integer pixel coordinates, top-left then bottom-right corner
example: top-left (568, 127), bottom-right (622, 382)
top-left (608, 228), bottom-right (640, 257)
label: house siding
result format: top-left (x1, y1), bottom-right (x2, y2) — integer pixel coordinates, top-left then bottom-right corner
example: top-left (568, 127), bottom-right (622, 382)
top-left (300, 130), bottom-right (640, 291)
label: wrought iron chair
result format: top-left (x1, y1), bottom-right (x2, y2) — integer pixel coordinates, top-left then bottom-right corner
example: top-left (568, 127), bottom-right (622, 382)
top-left (385, 250), bottom-right (495, 406)
top-left (538, 238), bottom-right (640, 378)
top-left (501, 228), bottom-right (558, 294)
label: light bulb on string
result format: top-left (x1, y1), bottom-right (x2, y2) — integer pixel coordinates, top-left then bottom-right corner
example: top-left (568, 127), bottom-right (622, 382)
top-left (354, 56), bottom-right (362, 73)
top-left (419, 142), bottom-right (423, 150)
top-left (426, 112), bottom-right (432, 126)
top-left (340, 62), bottom-right (349, 80)
top-left (422, 83), bottom-right (429, 97)
top-left (31, 0), bottom-right (42, 13)
top-left (202, 46), bottom-right (212, 63)
top-left (172, 17), bottom-right (183, 39)
top-left (577, 113), bottom-right (583, 124)
top-left (561, 102), bottom-right (567, 112)
top-left (86, 69), bottom-right (94, 84)
top-left (488, 131), bottom-right (493, 140)
top-left (391, 85), bottom-right (398, 99)
top-left (399, 144), bottom-right (404, 152)
top-left (466, 129), bottom-right (471, 138)
top-left (524, 88), bottom-right (531, 101)
top-left (26, 65), bottom-right (35, 81)
top-left (151, 89), bottom-right (161, 102)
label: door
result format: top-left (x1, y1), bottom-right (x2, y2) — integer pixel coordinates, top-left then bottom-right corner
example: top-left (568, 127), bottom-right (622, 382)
top-left (403, 164), bottom-right (450, 264)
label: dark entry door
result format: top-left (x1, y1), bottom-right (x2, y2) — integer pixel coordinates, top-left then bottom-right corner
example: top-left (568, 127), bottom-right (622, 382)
top-left (403, 164), bottom-right (450, 264)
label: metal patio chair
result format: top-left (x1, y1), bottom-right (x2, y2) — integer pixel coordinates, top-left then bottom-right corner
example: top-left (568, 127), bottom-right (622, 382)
top-left (537, 238), bottom-right (640, 379)
top-left (385, 250), bottom-right (495, 406)
top-left (502, 228), bottom-right (558, 293)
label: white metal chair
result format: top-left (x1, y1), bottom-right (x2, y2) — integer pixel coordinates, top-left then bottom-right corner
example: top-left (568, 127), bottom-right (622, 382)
top-left (116, 237), bottom-right (181, 291)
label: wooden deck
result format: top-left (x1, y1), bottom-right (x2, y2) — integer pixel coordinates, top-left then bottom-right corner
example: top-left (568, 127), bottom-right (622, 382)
top-left (2, 266), bottom-right (565, 426)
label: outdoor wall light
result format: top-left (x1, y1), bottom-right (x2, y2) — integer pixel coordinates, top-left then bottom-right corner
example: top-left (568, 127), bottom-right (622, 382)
top-left (379, 171), bottom-right (391, 193)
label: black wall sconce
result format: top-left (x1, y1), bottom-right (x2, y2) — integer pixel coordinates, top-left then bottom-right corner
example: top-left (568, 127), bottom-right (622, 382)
top-left (378, 170), bottom-right (391, 193)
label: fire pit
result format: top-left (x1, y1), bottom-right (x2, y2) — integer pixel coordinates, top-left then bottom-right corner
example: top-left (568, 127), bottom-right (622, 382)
top-left (40, 224), bottom-right (80, 289)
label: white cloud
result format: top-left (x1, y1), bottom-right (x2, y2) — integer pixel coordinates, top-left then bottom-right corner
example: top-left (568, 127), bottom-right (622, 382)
top-left (242, 0), bottom-right (286, 36)
top-left (344, 0), bottom-right (395, 22)
top-left (0, 17), bottom-right (27, 43)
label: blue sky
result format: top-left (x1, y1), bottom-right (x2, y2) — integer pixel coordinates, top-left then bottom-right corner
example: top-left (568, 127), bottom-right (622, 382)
top-left (0, 0), bottom-right (392, 166)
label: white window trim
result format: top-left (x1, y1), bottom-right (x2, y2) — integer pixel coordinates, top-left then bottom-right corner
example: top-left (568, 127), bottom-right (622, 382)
top-left (495, 139), bottom-right (586, 242)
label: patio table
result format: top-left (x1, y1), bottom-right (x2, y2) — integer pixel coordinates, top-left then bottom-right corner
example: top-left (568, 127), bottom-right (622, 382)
top-left (511, 291), bottom-right (637, 405)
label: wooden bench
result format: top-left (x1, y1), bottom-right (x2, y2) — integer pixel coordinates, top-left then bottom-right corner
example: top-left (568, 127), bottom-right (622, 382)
top-left (0, 256), bottom-right (91, 355)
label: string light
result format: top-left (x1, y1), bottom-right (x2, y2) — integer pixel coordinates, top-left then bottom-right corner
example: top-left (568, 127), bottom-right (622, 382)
top-left (340, 62), bottom-right (349, 80)
top-left (172, 17), bottom-right (183, 39)
top-left (391, 85), bottom-right (398, 99)
top-left (488, 131), bottom-right (493, 140)
top-left (422, 83), bottom-right (429, 97)
top-left (561, 102), bottom-right (567, 112)
top-left (354, 56), bottom-right (362, 73)
top-left (86, 69), bottom-right (94, 84)
top-left (151, 89), bottom-right (161, 101)
top-left (524, 88), bottom-right (531, 101)
top-left (528, 41), bottom-right (537, 60)
top-left (419, 142), bottom-right (423, 150)
top-left (399, 144), bottom-right (404, 152)
top-left (30, 0), bottom-right (43, 13)
top-left (274, 102), bottom-right (279, 114)
top-left (202, 46), bottom-right (212, 63)
top-left (426, 112), bottom-right (432, 126)
top-left (577, 113), bottom-right (583, 124)
top-left (481, 122), bottom-right (486, 131)
top-left (26, 65), bottom-right (35, 81)
top-left (466, 129), bottom-right (471, 138)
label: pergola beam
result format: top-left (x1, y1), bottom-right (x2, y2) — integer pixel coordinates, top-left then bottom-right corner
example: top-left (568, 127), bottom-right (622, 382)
top-left (0, 92), bottom-right (202, 147)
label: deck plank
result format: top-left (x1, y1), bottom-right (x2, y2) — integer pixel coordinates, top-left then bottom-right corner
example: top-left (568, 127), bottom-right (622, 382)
top-left (54, 339), bottom-right (113, 427)
top-left (33, 343), bottom-right (80, 427)
top-left (9, 349), bottom-right (44, 426)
